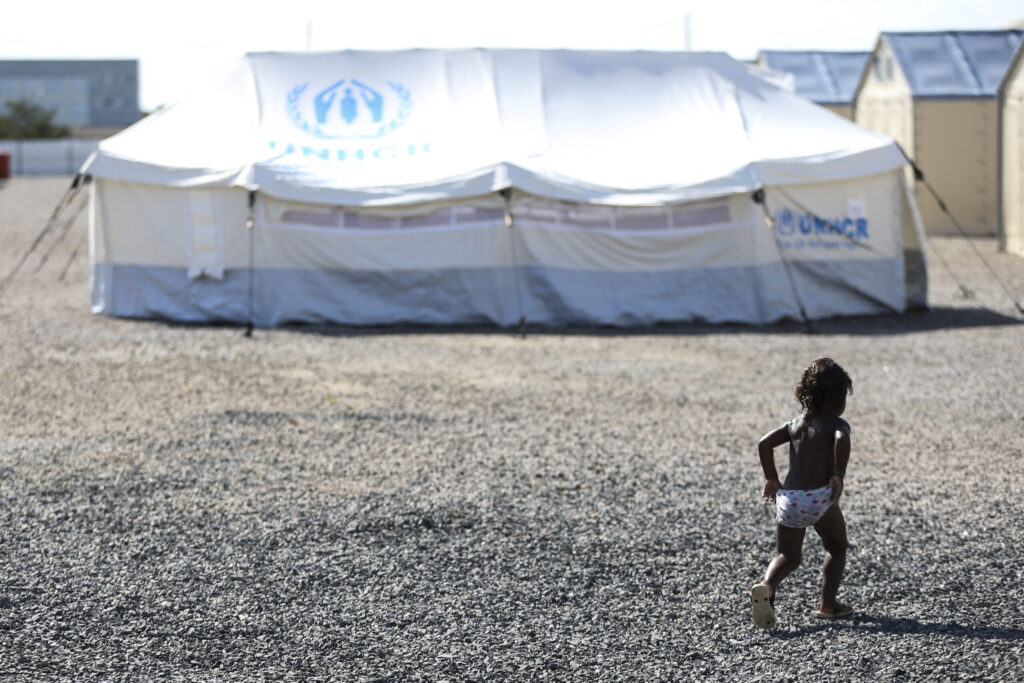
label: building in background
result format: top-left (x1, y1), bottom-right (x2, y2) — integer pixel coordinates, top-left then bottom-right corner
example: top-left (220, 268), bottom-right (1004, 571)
top-left (756, 50), bottom-right (869, 120)
top-left (0, 60), bottom-right (140, 137)
top-left (1001, 44), bottom-right (1024, 256)
top-left (854, 30), bottom-right (1024, 237)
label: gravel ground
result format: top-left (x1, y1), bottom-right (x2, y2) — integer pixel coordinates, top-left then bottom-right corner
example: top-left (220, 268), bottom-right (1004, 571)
top-left (1, 176), bottom-right (1023, 681)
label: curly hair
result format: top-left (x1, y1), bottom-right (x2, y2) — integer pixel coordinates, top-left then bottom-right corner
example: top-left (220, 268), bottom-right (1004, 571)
top-left (795, 358), bottom-right (852, 415)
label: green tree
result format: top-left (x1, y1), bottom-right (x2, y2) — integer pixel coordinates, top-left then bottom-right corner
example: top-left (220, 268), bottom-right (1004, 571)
top-left (0, 99), bottom-right (70, 139)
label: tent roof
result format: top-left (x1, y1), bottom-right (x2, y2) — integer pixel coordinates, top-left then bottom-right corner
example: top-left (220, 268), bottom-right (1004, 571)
top-left (882, 30), bottom-right (1024, 98)
top-left (84, 49), bottom-right (905, 207)
top-left (758, 51), bottom-right (869, 105)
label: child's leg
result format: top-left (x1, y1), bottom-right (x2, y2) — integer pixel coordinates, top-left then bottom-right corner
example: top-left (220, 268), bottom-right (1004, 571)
top-left (763, 523), bottom-right (805, 598)
top-left (812, 503), bottom-right (849, 612)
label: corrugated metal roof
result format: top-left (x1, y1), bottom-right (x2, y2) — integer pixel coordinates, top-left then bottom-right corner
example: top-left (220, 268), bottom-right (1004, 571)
top-left (882, 30), bottom-right (1024, 98)
top-left (758, 51), bottom-right (869, 104)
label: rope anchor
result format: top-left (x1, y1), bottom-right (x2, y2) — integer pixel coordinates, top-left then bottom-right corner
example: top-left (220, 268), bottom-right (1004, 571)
top-left (899, 146), bottom-right (1024, 317)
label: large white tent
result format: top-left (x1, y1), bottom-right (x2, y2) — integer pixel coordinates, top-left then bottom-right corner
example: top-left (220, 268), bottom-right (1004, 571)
top-left (82, 49), bottom-right (927, 327)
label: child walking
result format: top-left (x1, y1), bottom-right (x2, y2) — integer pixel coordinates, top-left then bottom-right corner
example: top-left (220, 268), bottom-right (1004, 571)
top-left (751, 358), bottom-right (853, 629)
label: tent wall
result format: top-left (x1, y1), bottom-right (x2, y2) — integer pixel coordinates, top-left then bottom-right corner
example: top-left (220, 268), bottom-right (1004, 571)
top-left (899, 172), bottom-right (929, 308)
top-left (90, 181), bottom-right (252, 321)
top-left (1003, 49), bottom-right (1024, 256)
top-left (764, 170), bottom-right (911, 319)
top-left (90, 170), bottom-right (916, 327)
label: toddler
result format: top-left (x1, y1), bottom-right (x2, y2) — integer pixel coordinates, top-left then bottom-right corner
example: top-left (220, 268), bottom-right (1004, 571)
top-left (750, 358), bottom-right (853, 629)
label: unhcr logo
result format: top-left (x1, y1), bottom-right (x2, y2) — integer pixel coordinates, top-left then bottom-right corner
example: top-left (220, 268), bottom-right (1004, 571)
top-left (287, 78), bottom-right (412, 139)
top-left (775, 207), bottom-right (869, 241)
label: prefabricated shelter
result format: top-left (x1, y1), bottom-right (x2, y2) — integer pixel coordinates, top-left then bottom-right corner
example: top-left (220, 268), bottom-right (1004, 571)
top-left (757, 51), bottom-right (869, 120)
top-left (1001, 42), bottom-right (1024, 256)
top-left (81, 50), bottom-right (928, 327)
top-left (855, 30), bottom-right (1024, 237)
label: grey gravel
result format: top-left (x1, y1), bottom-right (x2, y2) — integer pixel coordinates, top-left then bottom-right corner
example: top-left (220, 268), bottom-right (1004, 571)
top-left (1, 176), bottom-right (1023, 681)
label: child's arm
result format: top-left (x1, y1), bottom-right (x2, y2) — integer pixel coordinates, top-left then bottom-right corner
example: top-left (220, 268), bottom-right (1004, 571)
top-left (830, 420), bottom-right (851, 502)
top-left (757, 424), bottom-right (790, 500)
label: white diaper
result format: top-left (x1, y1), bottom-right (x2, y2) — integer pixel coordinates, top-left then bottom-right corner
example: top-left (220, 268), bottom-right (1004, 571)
top-left (776, 485), bottom-right (834, 528)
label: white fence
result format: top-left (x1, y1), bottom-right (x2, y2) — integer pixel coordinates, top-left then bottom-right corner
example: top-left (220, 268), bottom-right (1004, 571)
top-left (0, 139), bottom-right (103, 175)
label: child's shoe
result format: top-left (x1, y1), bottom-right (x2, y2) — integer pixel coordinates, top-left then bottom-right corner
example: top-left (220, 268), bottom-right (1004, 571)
top-left (750, 583), bottom-right (776, 629)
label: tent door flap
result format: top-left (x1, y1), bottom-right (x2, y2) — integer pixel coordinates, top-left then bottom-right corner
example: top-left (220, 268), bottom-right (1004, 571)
top-left (186, 189), bottom-right (224, 280)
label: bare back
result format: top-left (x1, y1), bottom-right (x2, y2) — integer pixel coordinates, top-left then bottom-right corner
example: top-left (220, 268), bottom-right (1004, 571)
top-left (782, 414), bottom-right (850, 490)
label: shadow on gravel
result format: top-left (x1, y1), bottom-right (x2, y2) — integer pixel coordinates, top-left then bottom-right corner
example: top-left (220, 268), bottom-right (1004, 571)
top-left (773, 614), bottom-right (1024, 641)
top-left (124, 305), bottom-right (1023, 338)
top-left (272, 306), bottom-right (1022, 338)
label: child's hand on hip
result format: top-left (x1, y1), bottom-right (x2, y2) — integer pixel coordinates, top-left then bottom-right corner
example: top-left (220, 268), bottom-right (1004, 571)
top-left (829, 475), bottom-right (844, 502)
top-left (762, 478), bottom-right (781, 501)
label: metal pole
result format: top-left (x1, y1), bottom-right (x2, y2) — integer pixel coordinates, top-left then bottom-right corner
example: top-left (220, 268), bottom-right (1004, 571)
top-left (245, 190), bottom-right (256, 336)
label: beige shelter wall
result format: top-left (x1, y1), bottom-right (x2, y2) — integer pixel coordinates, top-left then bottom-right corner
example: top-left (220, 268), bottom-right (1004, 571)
top-left (914, 99), bottom-right (999, 236)
top-left (1003, 53), bottom-right (1024, 255)
top-left (855, 40), bottom-right (915, 158)
top-left (823, 103), bottom-right (855, 121)
top-left (854, 40), bottom-right (917, 208)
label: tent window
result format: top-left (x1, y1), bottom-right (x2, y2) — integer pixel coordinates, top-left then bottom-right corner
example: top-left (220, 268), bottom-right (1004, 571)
top-left (515, 199), bottom-right (562, 225)
top-left (264, 196), bottom-right (506, 232)
top-left (614, 207), bottom-right (670, 231)
top-left (560, 205), bottom-right (613, 230)
top-left (342, 212), bottom-right (397, 230)
top-left (264, 195), bottom-right (735, 234)
top-left (511, 195), bottom-right (734, 233)
top-left (402, 208), bottom-right (455, 228)
top-left (454, 206), bottom-right (504, 225)
top-left (281, 208), bottom-right (340, 228)
top-left (670, 200), bottom-right (731, 228)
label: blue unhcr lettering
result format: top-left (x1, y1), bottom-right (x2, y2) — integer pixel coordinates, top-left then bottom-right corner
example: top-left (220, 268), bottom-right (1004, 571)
top-left (773, 206), bottom-right (871, 249)
top-left (800, 215), bottom-right (813, 235)
top-left (337, 149), bottom-right (366, 162)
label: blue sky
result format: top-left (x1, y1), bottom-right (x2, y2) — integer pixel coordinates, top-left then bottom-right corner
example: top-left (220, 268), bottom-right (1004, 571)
top-left (3, 0), bottom-right (1023, 110)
